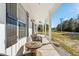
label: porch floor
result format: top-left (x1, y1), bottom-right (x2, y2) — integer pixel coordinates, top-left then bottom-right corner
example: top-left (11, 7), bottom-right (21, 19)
top-left (36, 35), bottom-right (60, 56)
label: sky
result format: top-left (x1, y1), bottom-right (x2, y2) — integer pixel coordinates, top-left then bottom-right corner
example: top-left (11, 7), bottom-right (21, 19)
top-left (51, 3), bottom-right (79, 28)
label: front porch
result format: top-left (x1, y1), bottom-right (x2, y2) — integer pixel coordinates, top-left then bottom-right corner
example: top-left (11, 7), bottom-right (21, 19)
top-left (36, 35), bottom-right (60, 56)
top-left (20, 34), bottom-right (60, 56)
top-left (0, 3), bottom-right (62, 56)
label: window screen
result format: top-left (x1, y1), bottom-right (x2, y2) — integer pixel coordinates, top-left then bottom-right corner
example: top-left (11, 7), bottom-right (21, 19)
top-left (18, 21), bottom-right (26, 39)
top-left (17, 4), bottom-right (27, 39)
top-left (6, 3), bottom-right (17, 48)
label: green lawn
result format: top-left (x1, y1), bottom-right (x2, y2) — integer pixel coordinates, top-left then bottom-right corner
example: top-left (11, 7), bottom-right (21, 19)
top-left (62, 33), bottom-right (79, 40)
top-left (52, 32), bottom-right (79, 56)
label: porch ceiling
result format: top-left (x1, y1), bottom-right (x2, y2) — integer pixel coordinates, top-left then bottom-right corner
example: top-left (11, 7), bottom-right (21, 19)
top-left (21, 3), bottom-right (61, 24)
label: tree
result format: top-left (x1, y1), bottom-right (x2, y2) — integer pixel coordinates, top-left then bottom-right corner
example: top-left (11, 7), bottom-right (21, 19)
top-left (75, 20), bottom-right (79, 32)
top-left (56, 18), bottom-right (79, 32)
top-left (62, 20), bottom-right (69, 31)
top-left (57, 24), bottom-right (61, 31)
top-left (67, 18), bottom-right (73, 32)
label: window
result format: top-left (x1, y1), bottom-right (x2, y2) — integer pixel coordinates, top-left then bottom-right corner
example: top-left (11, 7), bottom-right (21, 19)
top-left (6, 3), bottom-right (17, 19)
top-left (17, 4), bottom-right (27, 39)
top-left (6, 3), bottom-right (17, 48)
top-left (18, 21), bottom-right (26, 39)
top-left (6, 3), bottom-right (29, 48)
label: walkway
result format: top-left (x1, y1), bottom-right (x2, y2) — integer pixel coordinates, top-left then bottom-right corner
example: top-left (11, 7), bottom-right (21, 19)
top-left (37, 35), bottom-right (60, 56)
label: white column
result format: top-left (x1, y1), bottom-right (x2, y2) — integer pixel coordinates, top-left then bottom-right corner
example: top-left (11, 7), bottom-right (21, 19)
top-left (35, 24), bottom-right (37, 34)
top-left (42, 24), bottom-right (44, 34)
top-left (45, 19), bottom-right (46, 36)
top-left (49, 11), bottom-right (52, 42)
top-left (33, 23), bottom-right (35, 34)
top-left (36, 24), bottom-right (38, 34)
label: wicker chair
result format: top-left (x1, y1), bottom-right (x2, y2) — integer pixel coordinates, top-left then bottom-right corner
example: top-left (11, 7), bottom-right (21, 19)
top-left (31, 34), bottom-right (42, 43)
top-left (31, 34), bottom-right (37, 40)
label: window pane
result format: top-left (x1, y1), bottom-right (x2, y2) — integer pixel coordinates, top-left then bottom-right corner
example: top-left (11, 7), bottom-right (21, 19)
top-left (6, 3), bottom-right (17, 48)
top-left (18, 21), bottom-right (26, 39)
